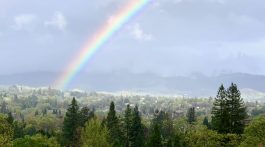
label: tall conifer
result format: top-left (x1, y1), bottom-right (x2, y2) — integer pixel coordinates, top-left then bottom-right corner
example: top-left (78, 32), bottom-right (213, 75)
top-left (62, 97), bottom-right (80, 146)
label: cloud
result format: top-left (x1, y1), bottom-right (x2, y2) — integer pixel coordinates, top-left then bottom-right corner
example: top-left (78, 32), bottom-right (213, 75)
top-left (45, 12), bottom-right (67, 31)
top-left (207, 0), bottom-right (225, 4)
top-left (12, 14), bottom-right (36, 30)
top-left (129, 23), bottom-right (153, 41)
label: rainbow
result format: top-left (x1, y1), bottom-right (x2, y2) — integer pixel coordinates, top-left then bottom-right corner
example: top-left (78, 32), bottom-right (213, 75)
top-left (54, 0), bottom-right (152, 89)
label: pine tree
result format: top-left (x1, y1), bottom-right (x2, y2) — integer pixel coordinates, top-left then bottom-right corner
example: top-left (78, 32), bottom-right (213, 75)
top-left (42, 108), bottom-right (47, 116)
top-left (187, 107), bottom-right (196, 124)
top-left (79, 106), bottom-right (94, 127)
top-left (148, 123), bottom-right (162, 147)
top-left (35, 110), bottom-right (39, 116)
top-left (226, 83), bottom-right (247, 134)
top-left (124, 104), bottom-right (132, 147)
top-left (211, 84), bottom-right (229, 133)
top-left (62, 97), bottom-right (80, 146)
top-left (106, 101), bottom-right (124, 146)
top-left (7, 112), bottom-right (14, 125)
top-left (203, 116), bottom-right (210, 129)
top-left (211, 83), bottom-right (247, 134)
top-left (0, 101), bottom-right (8, 114)
top-left (162, 112), bottom-right (174, 146)
top-left (130, 105), bottom-right (144, 147)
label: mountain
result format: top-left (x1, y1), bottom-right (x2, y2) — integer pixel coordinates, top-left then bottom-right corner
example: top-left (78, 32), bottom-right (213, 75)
top-left (0, 71), bottom-right (265, 97)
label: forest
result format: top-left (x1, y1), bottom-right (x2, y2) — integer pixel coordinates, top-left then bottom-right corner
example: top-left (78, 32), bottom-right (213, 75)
top-left (0, 83), bottom-right (265, 147)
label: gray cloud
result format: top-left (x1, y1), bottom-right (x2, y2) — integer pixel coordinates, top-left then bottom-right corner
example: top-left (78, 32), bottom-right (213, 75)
top-left (0, 0), bottom-right (265, 76)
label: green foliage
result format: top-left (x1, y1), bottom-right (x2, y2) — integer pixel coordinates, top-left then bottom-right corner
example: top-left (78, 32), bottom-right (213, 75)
top-left (148, 123), bottom-right (162, 147)
top-left (81, 118), bottom-right (112, 147)
top-left (124, 104), bottom-right (132, 147)
top-left (0, 114), bottom-right (13, 147)
top-left (226, 83), bottom-right (247, 134)
top-left (13, 134), bottom-right (60, 147)
top-left (174, 117), bottom-right (189, 147)
top-left (212, 84), bottom-right (229, 133)
top-left (79, 106), bottom-right (95, 127)
top-left (212, 83), bottom-right (247, 134)
top-left (106, 101), bottom-right (124, 146)
top-left (221, 134), bottom-right (241, 147)
top-left (203, 116), bottom-right (210, 129)
top-left (7, 112), bottom-right (14, 124)
top-left (161, 112), bottom-right (175, 146)
top-left (13, 121), bottom-right (26, 139)
top-left (0, 83), bottom-right (260, 146)
top-left (0, 101), bottom-right (9, 114)
top-left (62, 97), bottom-right (80, 146)
top-left (185, 126), bottom-right (222, 147)
top-left (24, 124), bottom-right (37, 136)
top-left (240, 115), bottom-right (265, 146)
top-left (187, 107), bottom-right (196, 124)
top-left (130, 105), bottom-right (145, 147)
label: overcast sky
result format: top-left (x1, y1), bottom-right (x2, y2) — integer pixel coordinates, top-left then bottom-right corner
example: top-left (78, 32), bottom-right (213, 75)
top-left (0, 0), bottom-right (265, 76)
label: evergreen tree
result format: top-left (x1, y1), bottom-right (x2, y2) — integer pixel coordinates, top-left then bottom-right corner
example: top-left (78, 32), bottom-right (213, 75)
top-left (124, 104), bottom-right (132, 147)
top-left (13, 121), bottom-right (26, 139)
top-left (130, 105), bottom-right (144, 147)
top-left (211, 84), bottom-right (229, 133)
top-left (161, 112), bottom-right (174, 146)
top-left (187, 107), bottom-right (196, 124)
top-left (211, 83), bottom-right (247, 134)
top-left (62, 97), bottom-right (80, 146)
top-left (35, 110), bottom-right (39, 116)
top-left (226, 83), bottom-right (247, 134)
top-left (7, 112), bottom-right (14, 125)
top-left (101, 117), bottom-right (107, 128)
top-left (148, 123), bottom-right (162, 147)
top-left (79, 106), bottom-right (94, 127)
top-left (42, 108), bottom-right (47, 116)
top-left (0, 101), bottom-right (8, 114)
top-left (106, 101), bottom-right (124, 146)
top-left (203, 116), bottom-right (210, 129)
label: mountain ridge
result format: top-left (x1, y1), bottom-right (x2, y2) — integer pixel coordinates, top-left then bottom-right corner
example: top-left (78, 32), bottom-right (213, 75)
top-left (0, 71), bottom-right (264, 97)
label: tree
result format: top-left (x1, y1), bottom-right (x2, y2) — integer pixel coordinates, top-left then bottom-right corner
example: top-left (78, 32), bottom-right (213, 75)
top-left (187, 107), bottom-right (196, 124)
top-left (42, 108), bottom-right (47, 116)
top-left (203, 116), bottom-right (210, 129)
top-left (106, 101), bottom-right (124, 146)
top-left (185, 125), bottom-right (222, 147)
top-left (34, 110), bottom-right (39, 116)
top-left (226, 83), bottom-right (247, 134)
top-left (240, 116), bottom-right (265, 147)
top-left (81, 119), bottom-right (112, 147)
top-left (79, 106), bottom-right (94, 127)
top-left (161, 112), bottom-right (174, 146)
top-left (13, 121), bottom-right (26, 139)
top-left (173, 117), bottom-right (189, 147)
top-left (24, 124), bottom-right (37, 136)
top-left (13, 134), bottom-right (60, 147)
top-left (123, 104), bottom-right (132, 147)
top-left (148, 123), bottom-right (162, 147)
top-left (7, 112), bottom-right (14, 125)
top-left (62, 97), bottom-right (80, 146)
top-left (0, 101), bottom-right (8, 114)
top-left (212, 84), bottom-right (229, 133)
top-left (0, 114), bottom-right (13, 147)
top-left (212, 84), bottom-right (247, 134)
top-left (130, 105), bottom-right (144, 147)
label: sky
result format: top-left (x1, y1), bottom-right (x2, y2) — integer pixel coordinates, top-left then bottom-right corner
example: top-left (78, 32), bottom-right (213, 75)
top-left (0, 0), bottom-right (265, 76)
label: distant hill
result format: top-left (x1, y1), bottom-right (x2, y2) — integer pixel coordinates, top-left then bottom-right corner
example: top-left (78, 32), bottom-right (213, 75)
top-left (0, 71), bottom-right (265, 97)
